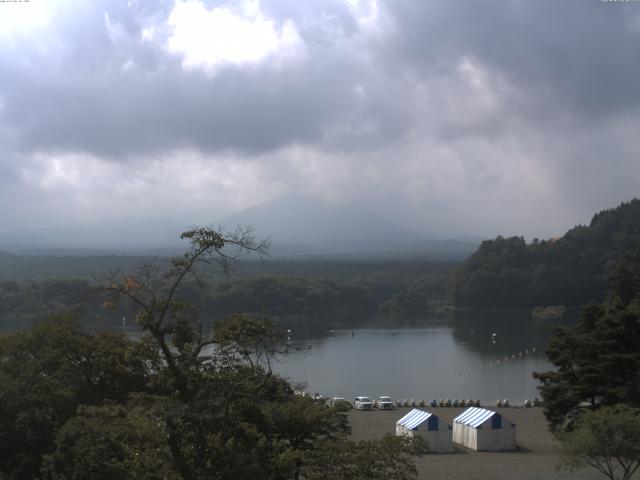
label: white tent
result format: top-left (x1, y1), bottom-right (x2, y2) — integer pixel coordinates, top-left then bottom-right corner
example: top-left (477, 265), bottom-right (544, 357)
top-left (452, 407), bottom-right (516, 451)
top-left (395, 409), bottom-right (453, 453)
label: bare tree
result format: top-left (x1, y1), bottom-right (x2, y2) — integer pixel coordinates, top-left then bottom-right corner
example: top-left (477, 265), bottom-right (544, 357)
top-left (100, 226), bottom-right (269, 396)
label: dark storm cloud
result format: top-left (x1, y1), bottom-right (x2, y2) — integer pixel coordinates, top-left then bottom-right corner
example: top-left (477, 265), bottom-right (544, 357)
top-left (0, 0), bottom-right (377, 158)
top-left (2, 0), bottom-right (636, 158)
top-left (1, 60), bottom-right (358, 157)
top-left (1, 0), bottom-right (639, 239)
top-left (373, 0), bottom-right (640, 226)
top-left (383, 0), bottom-right (640, 120)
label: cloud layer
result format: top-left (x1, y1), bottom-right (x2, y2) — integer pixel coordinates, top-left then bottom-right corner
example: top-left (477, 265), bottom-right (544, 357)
top-left (1, 0), bottom-right (639, 238)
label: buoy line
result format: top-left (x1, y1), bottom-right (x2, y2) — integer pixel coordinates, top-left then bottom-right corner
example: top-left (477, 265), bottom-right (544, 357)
top-left (457, 346), bottom-right (538, 377)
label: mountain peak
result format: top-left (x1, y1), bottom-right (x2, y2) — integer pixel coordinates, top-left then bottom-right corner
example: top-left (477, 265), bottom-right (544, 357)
top-left (217, 195), bottom-right (422, 253)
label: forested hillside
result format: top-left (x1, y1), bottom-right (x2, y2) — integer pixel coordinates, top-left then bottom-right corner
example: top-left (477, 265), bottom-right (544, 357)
top-left (0, 260), bottom-right (455, 330)
top-left (451, 199), bottom-right (640, 307)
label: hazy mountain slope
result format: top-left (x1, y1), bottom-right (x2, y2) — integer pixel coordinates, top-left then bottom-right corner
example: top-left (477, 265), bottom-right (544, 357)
top-left (0, 194), bottom-right (477, 259)
top-left (451, 199), bottom-right (640, 307)
top-left (217, 194), bottom-right (423, 253)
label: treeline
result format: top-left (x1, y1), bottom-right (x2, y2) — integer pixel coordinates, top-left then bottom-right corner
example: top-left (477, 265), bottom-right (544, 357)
top-left (0, 277), bottom-right (374, 329)
top-left (203, 276), bottom-right (376, 317)
top-left (379, 276), bottom-right (450, 317)
top-left (451, 199), bottom-right (640, 307)
top-left (0, 280), bottom-right (104, 330)
top-left (0, 263), bottom-right (456, 330)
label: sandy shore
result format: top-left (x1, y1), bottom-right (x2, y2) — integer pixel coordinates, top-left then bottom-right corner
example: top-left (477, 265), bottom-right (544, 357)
top-left (348, 407), bottom-right (604, 480)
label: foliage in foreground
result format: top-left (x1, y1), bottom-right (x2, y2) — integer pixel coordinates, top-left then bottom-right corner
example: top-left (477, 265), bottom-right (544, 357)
top-left (0, 227), bottom-right (424, 480)
top-left (559, 405), bottom-right (640, 480)
top-left (302, 434), bottom-right (427, 480)
top-left (0, 317), bottom-right (158, 478)
top-left (533, 248), bottom-right (640, 431)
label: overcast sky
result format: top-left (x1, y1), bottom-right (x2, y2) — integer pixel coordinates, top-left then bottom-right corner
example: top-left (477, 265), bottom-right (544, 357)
top-left (1, 0), bottom-right (639, 239)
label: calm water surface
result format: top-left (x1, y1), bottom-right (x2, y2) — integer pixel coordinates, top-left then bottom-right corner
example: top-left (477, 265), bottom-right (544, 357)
top-left (273, 309), bottom-right (571, 404)
top-left (79, 308), bottom-right (573, 404)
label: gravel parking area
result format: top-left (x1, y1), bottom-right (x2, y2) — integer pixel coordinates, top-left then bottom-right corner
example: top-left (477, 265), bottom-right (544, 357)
top-left (348, 407), bottom-right (605, 480)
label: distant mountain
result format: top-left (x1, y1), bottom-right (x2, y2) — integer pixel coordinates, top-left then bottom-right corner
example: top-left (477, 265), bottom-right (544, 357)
top-left (0, 194), bottom-right (478, 259)
top-left (451, 199), bottom-right (640, 307)
top-left (217, 194), bottom-right (421, 255)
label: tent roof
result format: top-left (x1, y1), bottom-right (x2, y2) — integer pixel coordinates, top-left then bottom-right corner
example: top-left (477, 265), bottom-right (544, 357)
top-left (454, 407), bottom-right (497, 428)
top-left (396, 409), bottom-right (433, 430)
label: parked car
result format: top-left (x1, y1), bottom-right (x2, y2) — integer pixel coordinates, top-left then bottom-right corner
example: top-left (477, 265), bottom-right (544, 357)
top-left (354, 396), bottom-right (373, 410)
top-left (329, 397), bottom-right (351, 409)
top-left (312, 393), bottom-right (325, 404)
top-left (377, 396), bottom-right (393, 409)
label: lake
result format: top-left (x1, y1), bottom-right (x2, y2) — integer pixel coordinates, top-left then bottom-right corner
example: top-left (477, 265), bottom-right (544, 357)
top-left (272, 309), bottom-right (572, 404)
top-left (64, 307), bottom-right (573, 405)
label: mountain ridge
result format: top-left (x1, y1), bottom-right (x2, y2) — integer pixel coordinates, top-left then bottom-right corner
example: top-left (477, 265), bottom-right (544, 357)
top-left (0, 194), bottom-right (478, 259)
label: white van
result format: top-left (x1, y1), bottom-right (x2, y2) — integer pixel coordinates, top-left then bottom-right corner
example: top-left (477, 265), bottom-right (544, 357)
top-left (354, 396), bottom-right (372, 410)
top-left (378, 396), bottom-right (393, 409)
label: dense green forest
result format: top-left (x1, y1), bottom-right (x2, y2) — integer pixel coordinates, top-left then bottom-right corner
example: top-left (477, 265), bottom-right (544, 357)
top-left (451, 199), bottom-right (640, 307)
top-left (0, 258), bottom-right (456, 330)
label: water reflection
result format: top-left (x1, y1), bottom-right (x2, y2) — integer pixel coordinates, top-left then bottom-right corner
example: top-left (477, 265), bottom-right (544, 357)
top-left (448, 308), bottom-right (576, 357)
top-left (76, 309), bottom-right (578, 404)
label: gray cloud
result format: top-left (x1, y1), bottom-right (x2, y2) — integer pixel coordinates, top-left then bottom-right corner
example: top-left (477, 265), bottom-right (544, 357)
top-left (384, 0), bottom-right (640, 119)
top-left (0, 0), bottom-right (374, 158)
top-left (0, 0), bottom-right (639, 239)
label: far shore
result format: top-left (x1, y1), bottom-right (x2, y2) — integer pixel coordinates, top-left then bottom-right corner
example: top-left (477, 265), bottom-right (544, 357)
top-left (348, 407), bottom-right (602, 480)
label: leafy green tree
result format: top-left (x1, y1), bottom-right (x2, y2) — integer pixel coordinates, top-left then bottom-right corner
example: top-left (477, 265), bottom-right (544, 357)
top-left (558, 405), bottom-right (640, 480)
top-left (101, 227), bottom-right (270, 399)
top-left (302, 434), bottom-right (426, 480)
top-left (99, 228), bottom-right (355, 480)
top-left (0, 316), bottom-right (156, 479)
top-left (43, 402), bottom-right (179, 480)
top-left (534, 248), bottom-right (640, 431)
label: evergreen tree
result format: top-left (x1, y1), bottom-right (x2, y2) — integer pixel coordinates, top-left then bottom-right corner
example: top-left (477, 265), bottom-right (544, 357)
top-left (534, 248), bottom-right (640, 431)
